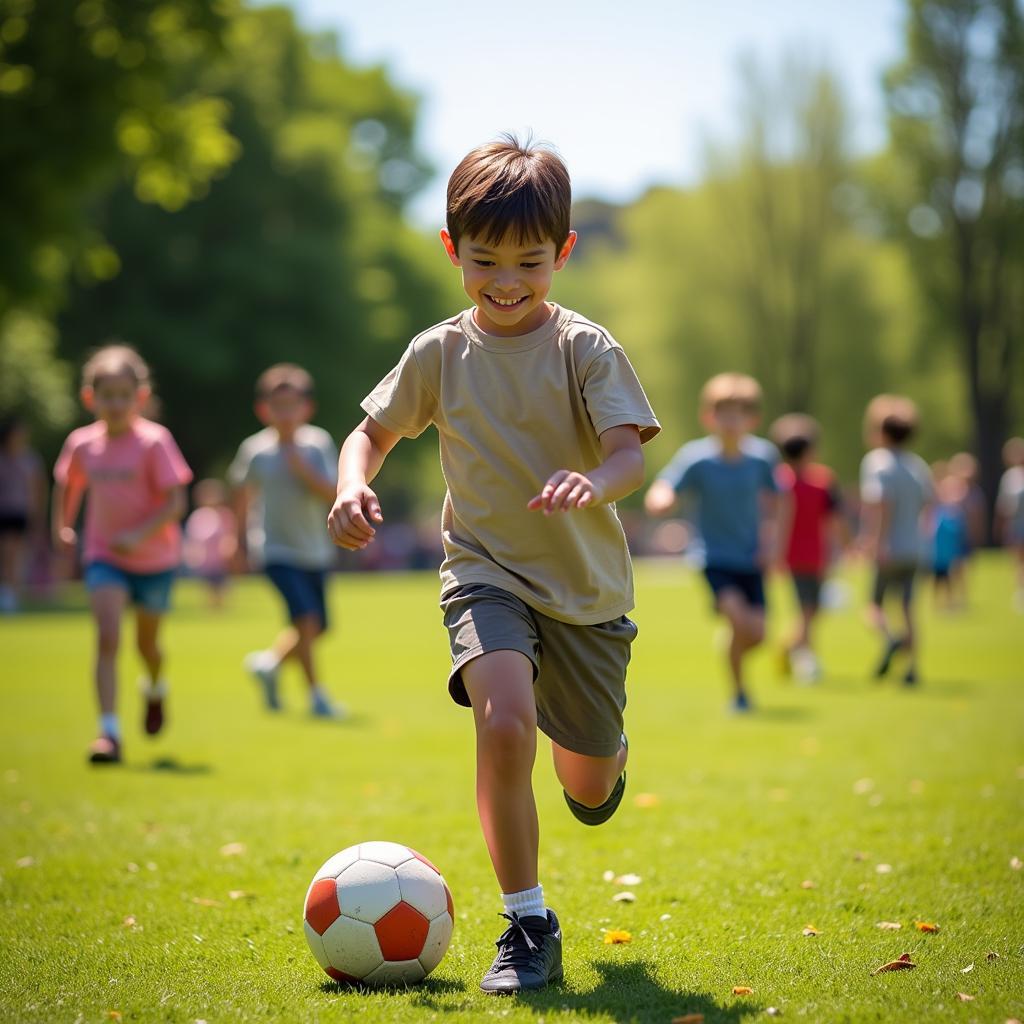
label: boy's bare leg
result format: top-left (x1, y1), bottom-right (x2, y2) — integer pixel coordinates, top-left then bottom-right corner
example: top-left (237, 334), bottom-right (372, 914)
top-left (287, 613), bottom-right (323, 690)
top-left (462, 650), bottom-right (539, 895)
top-left (135, 608), bottom-right (164, 682)
top-left (900, 590), bottom-right (917, 678)
top-left (718, 591), bottom-right (764, 697)
top-left (551, 741), bottom-right (625, 809)
top-left (91, 586), bottom-right (126, 717)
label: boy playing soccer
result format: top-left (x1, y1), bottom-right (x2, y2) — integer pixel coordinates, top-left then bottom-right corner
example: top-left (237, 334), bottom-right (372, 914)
top-left (858, 395), bottom-right (933, 684)
top-left (328, 136), bottom-right (660, 993)
top-left (770, 413), bottom-right (845, 682)
top-left (230, 364), bottom-right (343, 718)
top-left (644, 374), bottom-right (778, 711)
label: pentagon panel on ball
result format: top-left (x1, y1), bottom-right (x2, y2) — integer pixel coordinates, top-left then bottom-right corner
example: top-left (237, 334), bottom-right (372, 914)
top-left (302, 841), bottom-right (455, 986)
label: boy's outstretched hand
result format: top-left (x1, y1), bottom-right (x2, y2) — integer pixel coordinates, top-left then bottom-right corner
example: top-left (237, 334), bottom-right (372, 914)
top-left (328, 484), bottom-right (383, 549)
top-left (528, 470), bottom-right (599, 514)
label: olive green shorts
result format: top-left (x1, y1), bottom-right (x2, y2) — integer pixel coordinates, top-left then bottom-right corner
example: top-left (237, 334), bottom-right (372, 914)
top-left (441, 583), bottom-right (638, 758)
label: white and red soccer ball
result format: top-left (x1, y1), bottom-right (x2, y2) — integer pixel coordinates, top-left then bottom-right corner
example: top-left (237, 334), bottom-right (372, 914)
top-left (303, 841), bottom-right (454, 986)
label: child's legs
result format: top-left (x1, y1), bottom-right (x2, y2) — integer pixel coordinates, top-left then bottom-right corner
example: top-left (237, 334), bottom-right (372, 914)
top-left (135, 609), bottom-right (164, 681)
top-left (550, 741), bottom-right (625, 809)
top-left (89, 585), bottom-right (127, 715)
top-left (289, 612), bottom-right (324, 688)
top-left (265, 565), bottom-right (327, 686)
top-left (718, 590), bottom-right (764, 693)
top-left (462, 650), bottom-right (539, 895)
top-left (898, 576), bottom-right (917, 662)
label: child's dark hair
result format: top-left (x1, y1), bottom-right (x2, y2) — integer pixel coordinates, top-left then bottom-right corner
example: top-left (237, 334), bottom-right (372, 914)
top-left (82, 344), bottom-right (150, 389)
top-left (255, 363), bottom-right (314, 400)
top-left (446, 134), bottom-right (571, 252)
top-left (864, 394), bottom-right (918, 447)
top-left (881, 414), bottom-right (914, 445)
top-left (770, 413), bottom-right (819, 462)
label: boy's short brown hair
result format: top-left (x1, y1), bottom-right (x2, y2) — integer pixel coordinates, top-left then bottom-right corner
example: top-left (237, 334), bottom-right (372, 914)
top-left (446, 134), bottom-right (571, 252)
top-left (700, 373), bottom-right (762, 415)
top-left (770, 413), bottom-right (820, 461)
top-left (864, 394), bottom-right (918, 445)
top-left (82, 343), bottom-right (150, 389)
top-left (255, 363), bottom-right (314, 400)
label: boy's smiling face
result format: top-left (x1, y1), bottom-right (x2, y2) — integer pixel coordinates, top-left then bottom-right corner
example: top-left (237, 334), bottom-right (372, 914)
top-left (440, 229), bottom-right (576, 337)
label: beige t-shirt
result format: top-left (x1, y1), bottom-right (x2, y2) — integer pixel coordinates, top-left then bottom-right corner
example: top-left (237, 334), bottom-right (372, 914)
top-left (361, 304), bottom-right (661, 624)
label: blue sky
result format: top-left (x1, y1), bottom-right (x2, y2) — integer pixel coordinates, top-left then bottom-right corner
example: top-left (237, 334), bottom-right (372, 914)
top-left (287, 0), bottom-right (904, 226)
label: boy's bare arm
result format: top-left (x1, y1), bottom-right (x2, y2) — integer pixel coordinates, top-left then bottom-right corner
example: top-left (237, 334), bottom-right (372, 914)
top-left (328, 416), bottom-right (402, 550)
top-left (283, 444), bottom-right (337, 502)
top-left (528, 425), bottom-right (643, 514)
top-left (110, 486), bottom-right (187, 553)
top-left (52, 480), bottom-right (84, 549)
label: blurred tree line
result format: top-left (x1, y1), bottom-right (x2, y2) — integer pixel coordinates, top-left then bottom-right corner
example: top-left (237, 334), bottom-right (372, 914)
top-left (0, 0), bottom-right (1020, 526)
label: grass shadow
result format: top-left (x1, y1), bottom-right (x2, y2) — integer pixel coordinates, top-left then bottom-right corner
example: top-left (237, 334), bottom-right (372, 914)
top-left (132, 757), bottom-right (214, 775)
top-left (318, 975), bottom-right (467, 997)
top-left (749, 705), bottom-right (813, 722)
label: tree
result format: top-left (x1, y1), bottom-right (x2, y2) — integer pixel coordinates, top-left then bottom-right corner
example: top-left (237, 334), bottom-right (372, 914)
top-left (884, 0), bottom-right (1024, 522)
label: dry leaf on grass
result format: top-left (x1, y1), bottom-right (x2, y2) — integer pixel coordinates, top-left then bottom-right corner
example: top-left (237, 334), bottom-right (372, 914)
top-left (802, 924), bottom-right (820, 936)
top-left (1011, 856), bottom-right (1022, 871)
top-left (614, 873), bottom-right (642, 886)
top-left (956, 992), bottom-right (975, 1002)
top-left (871, 953), bottom-right (915, 975)
top-left (192, 897), bottom-right (223, 908)
top-left (800, 880), bottom-right (816, 889)
top-left (853, 851), bottom-right (869, 861)
top-left (914, 921), bottom-right (939, 932)
top-left (671, 1015), bottom-right (704, 1023)
top-left (121, 916), bottom-right (137, 928)
top-left (228, 890), bottom-right (254, 901)
top-left (875, 863), bottom-right (893, 874)
top-left (732, 985), bottom-right (754, 995)
top-left (612, 891), bottom-right (636, 903)
top-left (960, 963), bottom-right (974, 973)
top-left (986, 951), bottom-right (1000, 961)
top-left (108, 1013), bottom-right (122, 1022)
top-left (219, 842), bottom-right (246, 857)
top-left (876, 921), bottom-right (902, 930)
top-left (15, 856), bottom-right (34, 868)
top-left (603, 929), bottom-right (632, 944)
top-left (633, 792), bottom-right (660, 808)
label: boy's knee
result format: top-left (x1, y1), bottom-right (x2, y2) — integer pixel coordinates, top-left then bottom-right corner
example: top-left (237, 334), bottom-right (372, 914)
top-left (478, 710), bottom-right (535, 766)
top-left (564, 774), bottom-right (616, 809)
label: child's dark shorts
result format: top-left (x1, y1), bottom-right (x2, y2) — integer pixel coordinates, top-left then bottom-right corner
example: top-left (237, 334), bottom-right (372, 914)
top-left (265, 563), bottom-right (328, 629)
top-left (441, 583), bottom-right (637, 758)
top-left (871, 561), bottom-right (917, 606)
top-left (703, 566), bottom-right (766, 609)
top-left (791, 571), bottom-right (824, 609)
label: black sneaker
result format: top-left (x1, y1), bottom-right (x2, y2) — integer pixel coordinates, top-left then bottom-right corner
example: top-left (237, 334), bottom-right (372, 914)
top-left (564, 733), bottom-right (627, 826)
top-left (902, 666), bottom-right (918, 686)
top-left (873, 635), bottom-right (904, 679)
top-left (480, 910), bottom-right (563, 994)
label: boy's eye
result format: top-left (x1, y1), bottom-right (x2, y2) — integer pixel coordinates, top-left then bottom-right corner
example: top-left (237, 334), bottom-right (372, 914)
top-left (473, 259), bottom-right (495, 267)
top-left (521, 262), bottom-right (541, 269)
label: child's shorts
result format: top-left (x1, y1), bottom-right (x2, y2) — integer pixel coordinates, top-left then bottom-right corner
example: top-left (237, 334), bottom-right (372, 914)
top-left (871, 562), bottom-right (917, 605)
top-left (265, 563), bottom-right (328, 629)
top-left (703, 566), bottom-right (766, 609)
top-left (791, 571), bottom-right (824, 609)
top-left (441, 583), bottom-right (637, 758)
top-left (84, 561), bottom-right (176, 613)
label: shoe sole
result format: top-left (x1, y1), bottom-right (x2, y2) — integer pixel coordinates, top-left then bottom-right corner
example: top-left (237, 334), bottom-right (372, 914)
top-left (480, 967), bottom-right (564, 994)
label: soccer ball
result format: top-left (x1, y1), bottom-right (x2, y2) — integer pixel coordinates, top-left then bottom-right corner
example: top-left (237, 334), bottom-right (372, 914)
top-left (303, 841), bottom-right (454, 986)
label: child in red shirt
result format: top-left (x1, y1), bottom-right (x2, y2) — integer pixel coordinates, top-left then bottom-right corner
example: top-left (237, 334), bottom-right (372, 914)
top-left (53, 346), bottom-right (192, 763)
top-left (771, 414), bottom-right (844, 682)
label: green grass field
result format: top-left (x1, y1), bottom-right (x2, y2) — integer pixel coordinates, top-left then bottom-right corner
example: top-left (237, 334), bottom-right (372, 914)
top-left (2, 557), bottom-right (1022, 1023)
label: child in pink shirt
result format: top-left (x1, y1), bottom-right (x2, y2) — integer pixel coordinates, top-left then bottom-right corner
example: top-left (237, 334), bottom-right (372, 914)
top-left (53, 345), bottom-right (192, 764)
top-left (183, 478), bottom-right (237, 608)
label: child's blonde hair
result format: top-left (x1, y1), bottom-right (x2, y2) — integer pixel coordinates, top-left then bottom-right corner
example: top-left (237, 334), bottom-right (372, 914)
top-left (864, 394), bottom-right (918, 446)
top-left (82, 344), bottom-right (150, 389)
top-left (1003, 436), bottom-right (1024, 467)
top-left (700, 373), bottom-right (762, 416)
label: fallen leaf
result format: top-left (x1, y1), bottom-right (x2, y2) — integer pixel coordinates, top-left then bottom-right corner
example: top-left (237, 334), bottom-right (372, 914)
top-left (732, 986), bottom-right (754, 995)
top-left (1011, 856), bottom-right (1022, 871)
top-left (602, 869), bottom-right (615, 882)
top-left (853, 851), bottom-right (869, 861)
top-left (800, 880), bottom-right (816, 889)
top-left (802, 924), bottom-right (820, 936)
top-left (192, 897), bottom-right (223, 908)
top-left (875, 863), bottom-right (893, 874)
top-left (121, 916), bottom-right (137, 928)
top-left (612, 891), bottom-right (636, 903)
top-left (603, 929), bottom-right (632, 944)
top-left (671, 1015), bottom-right (704, 1024)
top-left (914, 921), bottom-right (939, 933)
top-left (986, 951), bottom-right (1000, 961)
top-left (108, 1014), bottom-right (122, 1022)
top-left (871, 953), bottom-right (915, 975)
top-left (614, 873), bottom-right (642, 886)
top-left (853, 778), bottom-right (874, 794)
top-left (228, 890), bottom-right (253, 901)
top-left (633, 792), bottom-right (660, 808)
top-left (876, 921), bottom-right (902, 930)
top-left (659, 913), bottom-right (672, 921)
top-left (961, 963), bottom-right (974, 973)
top-left (219, 842), bottom-right (246, 857)
top-left (126, 862), bottom-right (139, 873)
top-left (15, 856), bottom-right (34, 868)
top-left (956, 993), bottom-right (975, 1002)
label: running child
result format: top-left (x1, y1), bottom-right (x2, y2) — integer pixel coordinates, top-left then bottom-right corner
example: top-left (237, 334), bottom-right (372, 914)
top-left (769, 413), bottom-right (844, 682)
top-left (230, 364), bottom-right (343, 718)
top-left (857, 394), bottom-right (933, 684)
top-left (929, 465), bottom-right (967, 611)
top-left (996, 436), bottom-right (1024, 610)
top-left (328, 136), bottom-right (660, 993)
top-left (52, 345), bottom-right (192, 763)
top-left (645, 373), bottom-right (778, 711)
top-left (183, 478), bottom-right (237, 608)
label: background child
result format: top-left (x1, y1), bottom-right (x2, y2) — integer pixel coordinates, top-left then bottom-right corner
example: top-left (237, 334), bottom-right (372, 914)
top-left (0, 416), bottom-right (46, 613)
top-left (229, 364), bottom-right (342, 718)
top-left (645, 373), bottom-right (778, 711)
top-left (52, 345), bottom-right (192, 763)
top-left (858, 394), bottom-right (933, 685)
top-left (328, 136), bottom-right (660, 994)
top-left (183, 478), bottom-right (237, 608)
top-left (947, 450), bottom-right (986, 606)
top-left (929, 464), bottom-right (967, 610)
top-left (769, 413), bottom-right (844, 682)
top-left (996, 436), bottom-right (1024, 610)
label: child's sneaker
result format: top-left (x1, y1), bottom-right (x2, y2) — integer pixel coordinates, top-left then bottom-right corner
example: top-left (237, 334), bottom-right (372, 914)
top-left (791, 646), bottom-right (822, 684)
top-left (310, 691), bottom-right (346, 719)
top-left (140, 678), bottom-right (168, 736)
top-left (479, 910), bottom-right (563, 994)
top-left (564, 733), bottom-right (627, 826)
top-left (902, 667), bottom-right (919, 687)
top-left (88, 734), bottom-right (122, 764)
top-left (244, 652), bottom-right (281, 710)
top-left (873, 635), bottom-right (904, 679)
top-left (731, 691), bottom-right (753, 713)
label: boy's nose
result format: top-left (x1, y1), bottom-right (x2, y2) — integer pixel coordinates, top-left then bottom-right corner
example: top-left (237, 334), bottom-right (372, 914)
top-left (493, 271), bottom-right (519, 291)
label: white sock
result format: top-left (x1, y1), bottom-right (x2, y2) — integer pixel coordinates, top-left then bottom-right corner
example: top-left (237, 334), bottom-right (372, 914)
top-left (100, 712), bottom-right (120, 740)
top-left (502, 885), bottom-right (546, 920)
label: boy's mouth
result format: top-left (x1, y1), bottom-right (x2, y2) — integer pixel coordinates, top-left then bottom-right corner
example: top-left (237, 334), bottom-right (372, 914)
top-left (484, 294), bottom-right (528, 309)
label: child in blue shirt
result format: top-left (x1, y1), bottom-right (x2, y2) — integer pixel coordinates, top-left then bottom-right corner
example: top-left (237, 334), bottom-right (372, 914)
top-left (645, 373), bottom-right (778, 710)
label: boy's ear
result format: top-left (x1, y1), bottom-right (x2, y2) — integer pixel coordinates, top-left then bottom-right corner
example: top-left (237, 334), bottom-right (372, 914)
top-left (439, 228), bottom-right (461, 267)
top-left (554, 231), bottom-right (577, 270)
top-left (254, 400), bottom-right (272, 425)
top-left (80, 386), bottom-right (95, 412)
